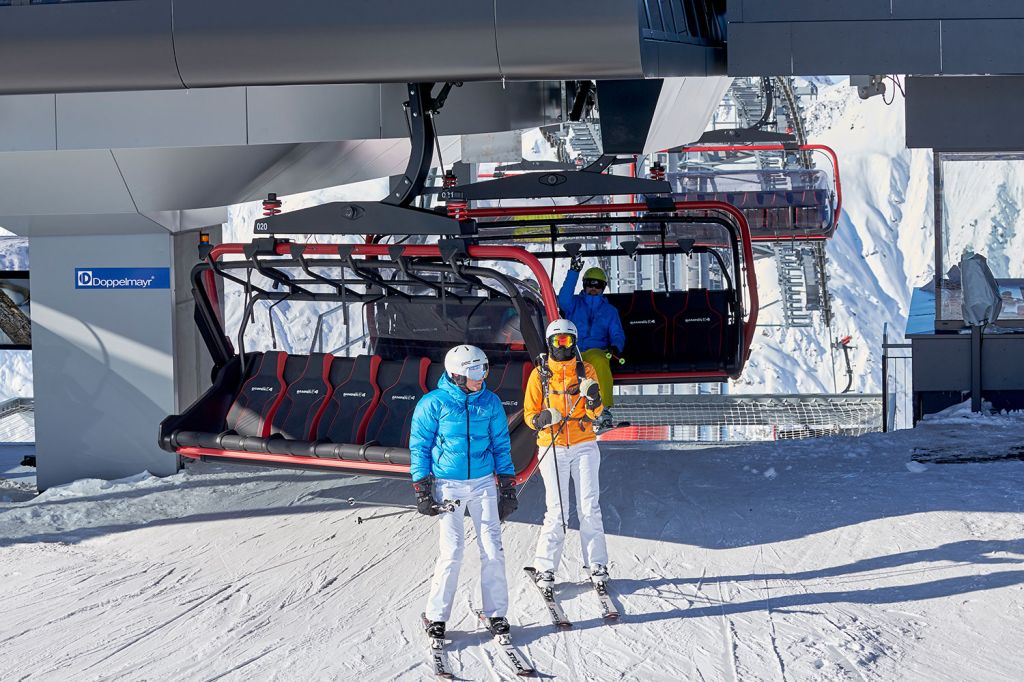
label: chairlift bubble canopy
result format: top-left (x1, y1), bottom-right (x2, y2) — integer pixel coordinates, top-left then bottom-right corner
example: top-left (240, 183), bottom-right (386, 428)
top-left (670, 143), bottom-right (842, 240)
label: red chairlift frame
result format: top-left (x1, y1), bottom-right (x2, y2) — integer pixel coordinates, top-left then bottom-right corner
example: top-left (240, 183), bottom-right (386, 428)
top-left (670, 143), bottom-right (843, 241)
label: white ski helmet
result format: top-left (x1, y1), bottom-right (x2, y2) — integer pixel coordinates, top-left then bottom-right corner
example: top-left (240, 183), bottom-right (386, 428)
top-left (545, 318), bottom-right (578, 340)
top-left (444, 344), bottom-right (489, 384)
top-left (545, 318), bottom-right (578, 361)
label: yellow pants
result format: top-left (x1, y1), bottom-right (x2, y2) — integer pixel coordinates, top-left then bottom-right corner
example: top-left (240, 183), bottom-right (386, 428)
top-left (582, 348), bottom-right (615, 408)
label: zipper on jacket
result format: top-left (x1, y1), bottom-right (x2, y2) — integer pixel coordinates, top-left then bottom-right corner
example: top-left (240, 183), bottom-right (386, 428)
top-left (465, 395), bottom-right (471, 480)
top-left (562, 366), bottom-right (572, 447)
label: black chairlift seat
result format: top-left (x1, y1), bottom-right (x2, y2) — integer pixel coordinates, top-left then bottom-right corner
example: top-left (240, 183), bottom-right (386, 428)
top-left (161, 352), bottom-right (536, 474)
top-left (160, 240), bottom-right (559, 480)
top-left (605, 288), bottom-right (741, 378)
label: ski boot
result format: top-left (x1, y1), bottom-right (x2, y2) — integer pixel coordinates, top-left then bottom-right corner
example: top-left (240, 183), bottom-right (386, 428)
top-left (488, 617), bottom-right (511, 636)
top-left (589, 563), bottom-right (610, 585)
top-left (425, 620), bottom-right (446, 639)
top-left (533, 569), bottom-right (555, 596)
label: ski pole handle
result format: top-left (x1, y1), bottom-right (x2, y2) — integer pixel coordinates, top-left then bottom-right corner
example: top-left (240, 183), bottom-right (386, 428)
top-left (433, 498), bottom-right (460, 514)
top-left (355, 499), bottom-right (458, 524)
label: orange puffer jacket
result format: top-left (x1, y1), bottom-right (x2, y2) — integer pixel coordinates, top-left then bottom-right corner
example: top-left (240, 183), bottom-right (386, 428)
top-left (524, 356), bottom-right (603, 447)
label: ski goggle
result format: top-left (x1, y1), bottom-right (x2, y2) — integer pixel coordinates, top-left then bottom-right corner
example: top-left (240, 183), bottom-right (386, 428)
top-left (549, 333), bottom-right (575, 349)
top-left (461, 363), bottom-right (489, 381)
top-left (582, 278), bottom-right (606, 290)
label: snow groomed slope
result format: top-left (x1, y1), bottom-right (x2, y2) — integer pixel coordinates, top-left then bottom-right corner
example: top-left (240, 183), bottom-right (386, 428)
top-left (2, 413), bottom-right (1023, 681)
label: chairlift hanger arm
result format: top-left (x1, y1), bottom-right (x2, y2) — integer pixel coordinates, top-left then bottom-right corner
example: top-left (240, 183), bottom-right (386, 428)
top-left (289, 244), bottom-right (361, 298)
top-left (338, 245), bottom-right (410, 300)
top-left (243, 241), bottom-right (311, 295)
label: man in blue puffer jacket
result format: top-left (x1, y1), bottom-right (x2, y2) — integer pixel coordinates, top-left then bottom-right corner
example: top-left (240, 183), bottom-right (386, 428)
top-left (559, 257), bottom-right (627, 429)
top-left (410, 344), bottom-right (518, 641)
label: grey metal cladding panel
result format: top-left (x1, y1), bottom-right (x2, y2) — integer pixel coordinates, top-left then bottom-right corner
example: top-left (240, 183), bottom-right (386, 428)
top-left (791, 21), bottom-right (940, 75)
top-left (905, 76), bottom-right (1024, 151)
top-left (726, 23), bottom-right (793, 76)
top-left (911, 338), bottom-right (971, 390)
top-left (0, 1), bottom-right (180, 95)
top-left (942, 20), bottom-right (1024, 75)
top-left (738, 1), bottom-right (893, 22)
top-left (1, 213), bottom-right (167, 237)
top-left (0, 95), bottom-right (56, 152)
top-left (0, 150), bottom-right (137, 215)
top-left (173, 0), bottom-right (499, 87)
top-left (112, 145), bottom-right (297, 213)
top-left (893, 1), bottom-right (1024, 20)
top-left (727, 0), bottom-right (743, 22)
top-left (379, 82), bottom-right (562, 139)
top-left (496, 0), bottom-right (644, 79)
top-left (56, 89), bottom-right (247, 151)
top-left (642, 41), bottom-right (726, 78)
top-left (247, 85), bottom-right (385, 145)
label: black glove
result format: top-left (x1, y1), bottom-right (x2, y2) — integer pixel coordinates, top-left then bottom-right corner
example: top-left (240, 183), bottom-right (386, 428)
top-left (531, 407), bottom-right (563, 430)
top-left (497, 475), bottom-right (518, 521)
top-left (570, 254), bottom-right (585, 271)
top-left (412, 475), bottom-right (438, 516)
top-left (579, 378), bottom-right (602, 408)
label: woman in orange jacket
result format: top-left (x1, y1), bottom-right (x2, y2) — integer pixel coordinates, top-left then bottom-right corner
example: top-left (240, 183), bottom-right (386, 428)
top-left (524, 318), bottom-right (610, 595)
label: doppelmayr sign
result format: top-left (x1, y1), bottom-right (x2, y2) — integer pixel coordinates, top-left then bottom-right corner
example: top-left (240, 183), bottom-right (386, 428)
top-left (75, 268), bottom-right (171, 290)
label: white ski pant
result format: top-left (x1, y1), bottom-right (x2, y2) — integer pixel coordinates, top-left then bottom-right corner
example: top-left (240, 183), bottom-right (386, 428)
top-left (533, 440), bottom-right (608, 574)
top-left (425, 475), bottom-right (509, 622)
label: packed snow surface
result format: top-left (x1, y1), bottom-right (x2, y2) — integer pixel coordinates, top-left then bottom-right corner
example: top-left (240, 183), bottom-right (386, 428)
top-left (2, 417), bottom-right (1023, 681)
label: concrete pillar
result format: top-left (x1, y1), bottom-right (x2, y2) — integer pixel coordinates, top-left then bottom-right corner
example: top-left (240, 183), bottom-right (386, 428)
top-left (30, 232), bottom-right (179, 489)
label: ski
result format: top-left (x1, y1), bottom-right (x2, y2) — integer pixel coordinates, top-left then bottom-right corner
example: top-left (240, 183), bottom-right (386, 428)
top-left (590, 576), bottom-right (620, 620)
top-left (474, 610), bottom-right (536, 678)
top-left (421, 613), bottom-right (455, 680)
top-left (523, 567), bottom-right (573, 629)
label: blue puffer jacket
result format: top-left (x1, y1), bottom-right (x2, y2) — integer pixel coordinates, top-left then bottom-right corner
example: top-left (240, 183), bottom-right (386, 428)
top-left (409, 372), bottom-right (514, 482)
top-left (558, 269), bottom-right (627, 353)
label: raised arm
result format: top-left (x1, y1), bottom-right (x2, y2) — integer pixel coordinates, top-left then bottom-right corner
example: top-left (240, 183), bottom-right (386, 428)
top-left (558, 268), bottom-right (580, 315)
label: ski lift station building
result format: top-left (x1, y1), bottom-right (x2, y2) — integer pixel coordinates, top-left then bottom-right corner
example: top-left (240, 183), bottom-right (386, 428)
top-left (1, 1), bottom-right (1024, 488)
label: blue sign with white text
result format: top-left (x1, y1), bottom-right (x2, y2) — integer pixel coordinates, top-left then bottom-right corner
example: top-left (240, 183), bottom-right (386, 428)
top-left (75, 267), bottom-right (171, 290)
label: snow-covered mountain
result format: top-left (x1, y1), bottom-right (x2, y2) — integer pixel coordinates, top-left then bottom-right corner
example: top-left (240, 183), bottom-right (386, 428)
top-left (735, 81), bottom-right (933, 395)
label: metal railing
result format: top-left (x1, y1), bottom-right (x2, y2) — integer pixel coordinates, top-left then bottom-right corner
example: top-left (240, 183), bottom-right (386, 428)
top-left (881, 323), bottom-right (913, 431)
top-left (0, 397), bottom-right (34, 443)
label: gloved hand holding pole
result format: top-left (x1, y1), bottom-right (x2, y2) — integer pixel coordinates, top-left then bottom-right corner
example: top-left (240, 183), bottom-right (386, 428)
top-left (604, 346), bottom-right (626, 365)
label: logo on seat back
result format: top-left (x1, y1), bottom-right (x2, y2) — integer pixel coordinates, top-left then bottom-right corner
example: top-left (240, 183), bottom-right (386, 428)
top-left (392, 394), bottom-right (416, 401)
top-left (342, 391), bottom-right (367, 398)
top-left (296, 389), bottom-right (321, 395)
top-left (502, 400), bottom-right (519, 407)
top-left (250, 386), bottom-right (275, 393)
top-left (684, 317), bottom-right (712, 323)
top-left (630, 319), bottom-right (657, 325)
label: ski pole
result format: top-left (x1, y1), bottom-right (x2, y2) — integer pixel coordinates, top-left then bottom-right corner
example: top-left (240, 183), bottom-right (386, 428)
top-left (356, 499), bottom-right (460, 524)
top-left (604, 350), bottom-right (626, 366)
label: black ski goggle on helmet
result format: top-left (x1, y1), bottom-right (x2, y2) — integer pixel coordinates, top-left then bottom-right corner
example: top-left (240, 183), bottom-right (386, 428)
top-left (582, 278), bottom-right (606, 290)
